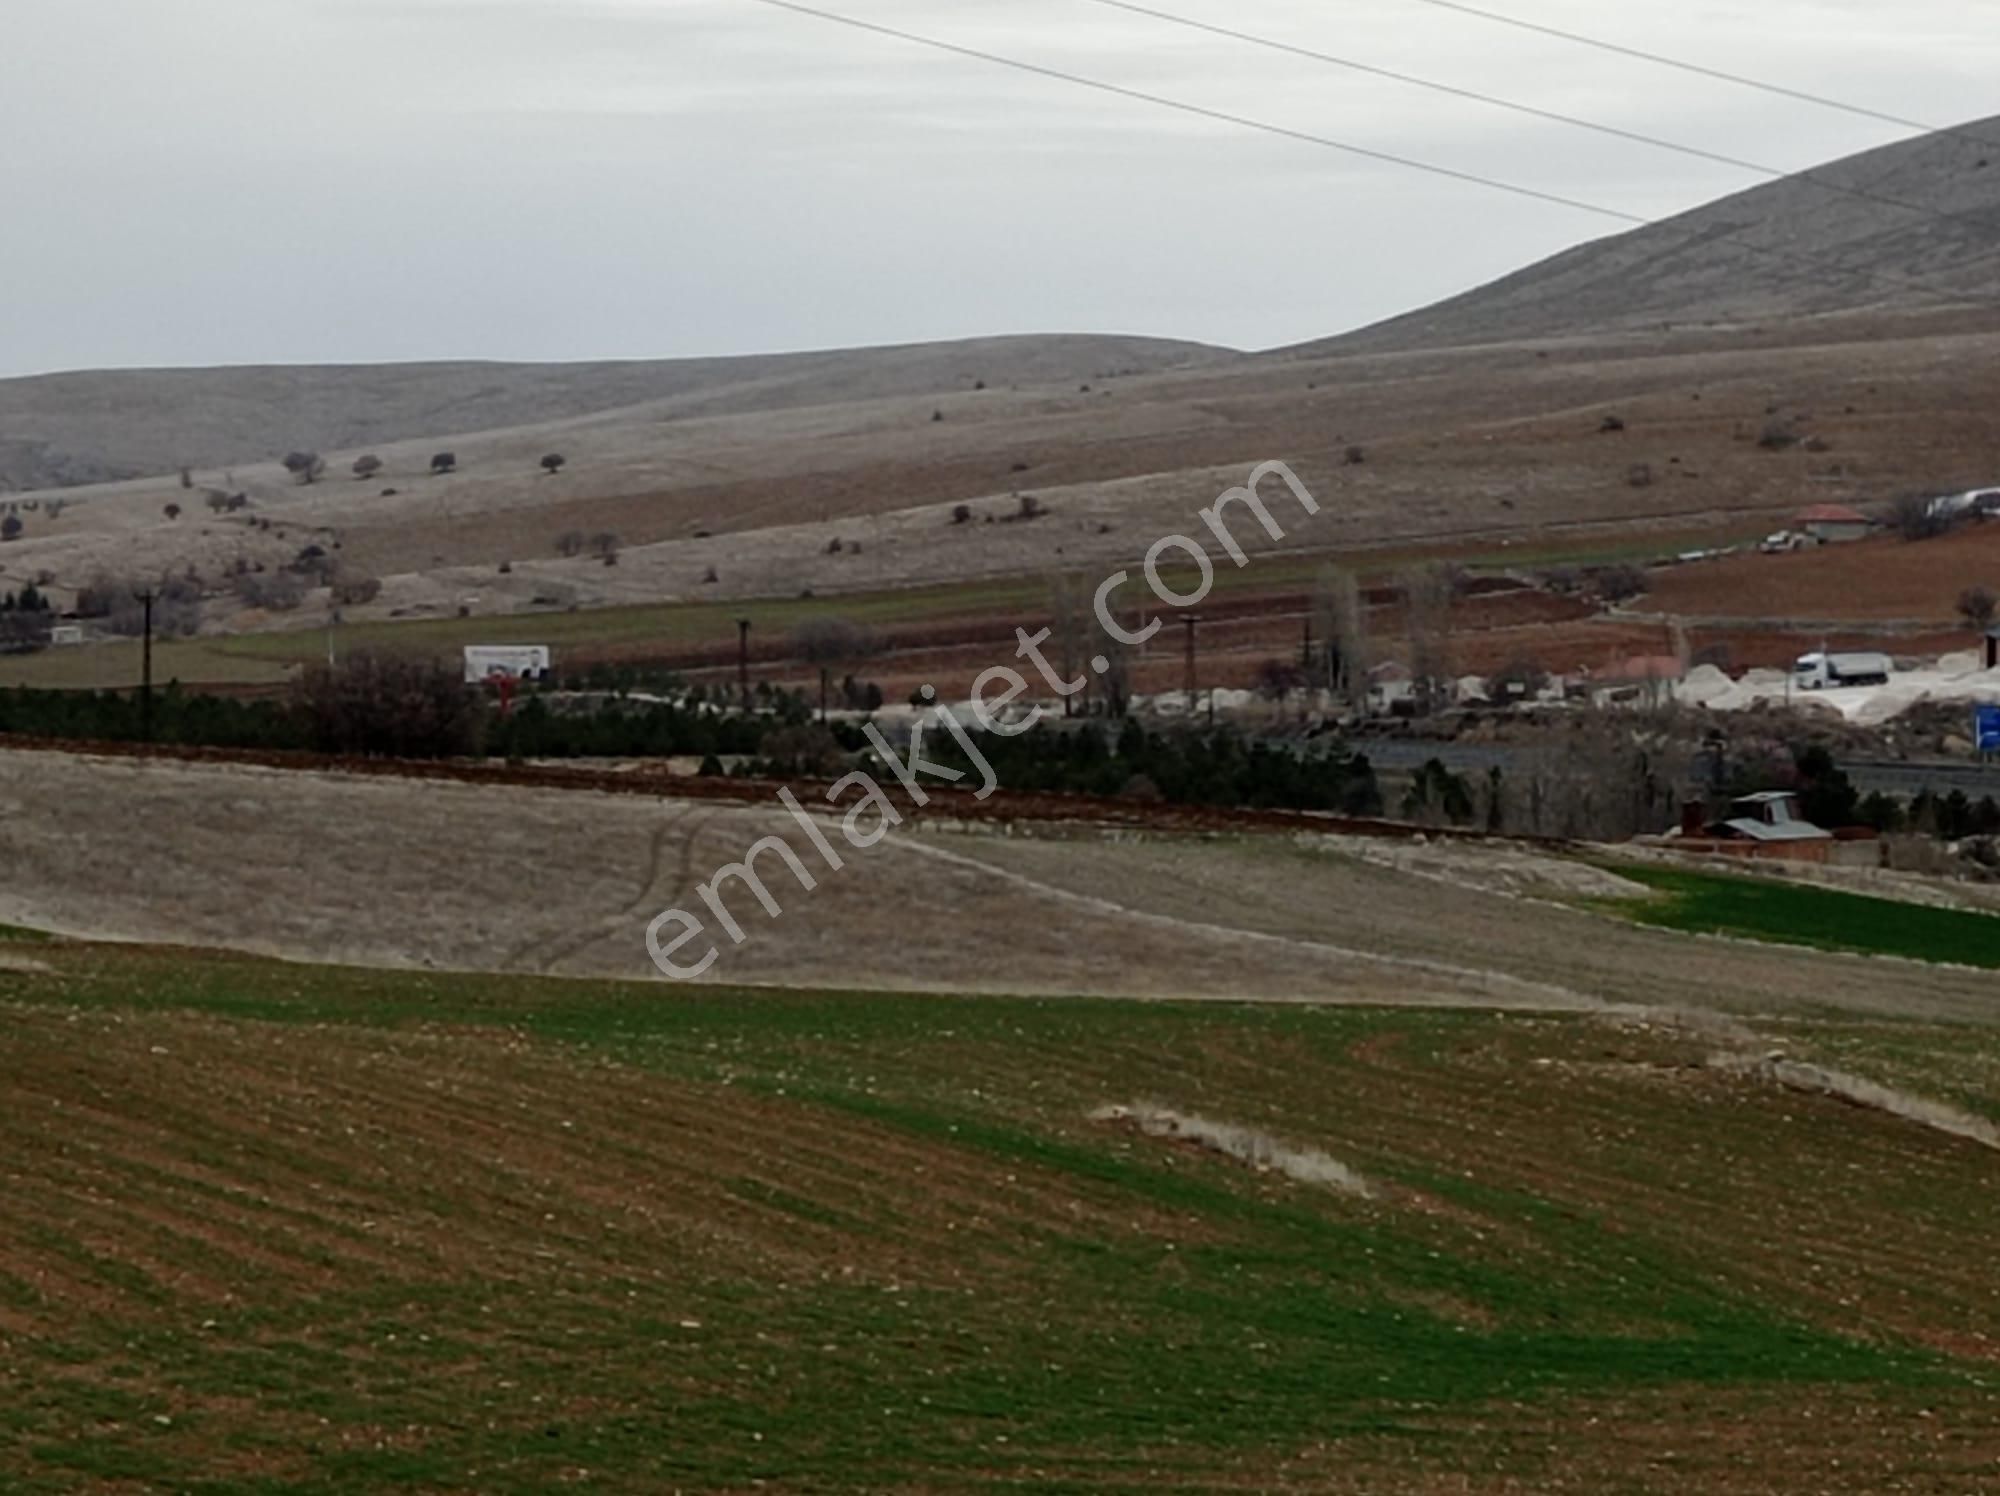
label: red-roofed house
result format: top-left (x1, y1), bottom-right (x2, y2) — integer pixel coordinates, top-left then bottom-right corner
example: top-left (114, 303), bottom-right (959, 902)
top-left (1794, 503), bottom-right (1874, 544)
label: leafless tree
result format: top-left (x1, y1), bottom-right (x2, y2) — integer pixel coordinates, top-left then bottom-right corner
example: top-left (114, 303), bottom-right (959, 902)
top-left (1891, 493), bottom-right (1949, 542)
top-left (85, 572), bottom-right (202, 638)
top-left (1047, 572), bottom-right (1089, 717)
top-left (1253, 657), bottom-right (1307, 720)
top-left (1310, 563), bottom-right (1369, 704)
top-left (1505, 705), bottom-right (1677, 839)
top-left (1309, 564), bottom-right (1340, 694)
top-left (555, 529), bottom-right (585, 558)
top-left (1402, 564), bottom-right (1455, 712)
top-left (353, 454), bottom-right (383, 481)
top-left (1087, 610), bottom-right (1132, 719)
top-left (1958, 585), bottom-right (1997, 631)
top-left (234, 570), bottom-right (306, 612)
top-left (1334, 568), bottom-right (1370, 708)
top-left (291, 653), bottom-right (482, 758)
top-left (790, 615), bottom-right (883, 722)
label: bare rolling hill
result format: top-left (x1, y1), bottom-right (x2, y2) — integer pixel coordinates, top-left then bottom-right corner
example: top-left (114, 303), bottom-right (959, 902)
top-left (0, 333), bottom-right (1227, 492)
top-left (10, 122), bottom-right (2000, 628)
top-left (1292, 115), bottom-right (2000, 355)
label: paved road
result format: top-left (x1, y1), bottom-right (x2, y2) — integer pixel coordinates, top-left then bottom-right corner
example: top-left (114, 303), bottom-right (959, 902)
top-left (1353, 738), bottom-right (2000, 801)
top-left (1846, 758), bottom-right (2000, 800)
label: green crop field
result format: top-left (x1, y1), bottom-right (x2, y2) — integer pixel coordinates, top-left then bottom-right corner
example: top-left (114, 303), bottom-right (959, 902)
top-left (1601, 864), bottom-right (2000, 971)
top-left (2, 936), bottom-right (1994, 1492)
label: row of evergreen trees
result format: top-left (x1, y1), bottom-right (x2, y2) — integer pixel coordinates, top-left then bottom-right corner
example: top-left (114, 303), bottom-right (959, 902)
top-left (0, 676), bottom-right (817, 761)
top-left (1, 675), bottom-right (1992, 836)
top-left (917, 719), bottom-right (1385, 815)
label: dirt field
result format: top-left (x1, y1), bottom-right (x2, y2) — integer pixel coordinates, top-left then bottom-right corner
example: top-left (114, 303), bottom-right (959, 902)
top-left (2, 748), bottom-right (1994, 1027)
top-left (1645, 522), bottom-right (2000, 626)
top-left (0, 748), bottom-right (1507, 1007)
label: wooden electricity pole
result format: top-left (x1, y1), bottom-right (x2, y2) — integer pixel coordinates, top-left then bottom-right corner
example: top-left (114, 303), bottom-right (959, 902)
top-left (133, 587), bottom-right (155, 746)
top-left (1182, 613), bottom-right (1201, 714)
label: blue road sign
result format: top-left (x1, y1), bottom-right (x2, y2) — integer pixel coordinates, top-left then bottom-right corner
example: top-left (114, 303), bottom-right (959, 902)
top-left (1978, 704), bottom-right (2000, 754)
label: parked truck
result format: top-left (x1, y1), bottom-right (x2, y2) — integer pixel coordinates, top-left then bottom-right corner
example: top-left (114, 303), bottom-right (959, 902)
top-left (1792, 650), bottom-right (1891, 690)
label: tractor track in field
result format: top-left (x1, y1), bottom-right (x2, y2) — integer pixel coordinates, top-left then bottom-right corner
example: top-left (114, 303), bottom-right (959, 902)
top-left (515, 806), bottom-right (719, 975)
top-left (896, 834), bottom-right (1603, 1011)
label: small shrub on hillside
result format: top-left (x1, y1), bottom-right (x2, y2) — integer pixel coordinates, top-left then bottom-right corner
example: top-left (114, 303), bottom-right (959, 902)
top-left (333, 575), bottom-right (382, 607)
top-left (235, 571), bottom-right (305, 612)
top-left (1593, 564), bottom-right (1648, 603)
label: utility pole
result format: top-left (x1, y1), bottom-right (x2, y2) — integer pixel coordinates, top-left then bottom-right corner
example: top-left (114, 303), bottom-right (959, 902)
top-left (133, 587), bottom-right (155, 746)
top-left (1182, 613), bottom-right (1200, 715)
top-left (735, 617), bottom-right (752, 705)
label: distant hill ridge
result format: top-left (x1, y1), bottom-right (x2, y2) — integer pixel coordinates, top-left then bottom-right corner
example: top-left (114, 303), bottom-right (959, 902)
top-left (0, 334), bottom-right (1224, 492)
top-left (10, 117), bottom-right (2000, 491)
top-left (1292, 114), bottom-right (2000, 355)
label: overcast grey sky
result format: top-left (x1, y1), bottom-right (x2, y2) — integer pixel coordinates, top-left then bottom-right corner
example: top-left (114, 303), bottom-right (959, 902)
top-left (2, 0), bottom-right (1996, 376)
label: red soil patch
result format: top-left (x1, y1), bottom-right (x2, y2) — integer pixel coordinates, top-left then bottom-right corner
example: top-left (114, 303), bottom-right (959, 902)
top-left (1646, 521), bottom-right (2000, 625)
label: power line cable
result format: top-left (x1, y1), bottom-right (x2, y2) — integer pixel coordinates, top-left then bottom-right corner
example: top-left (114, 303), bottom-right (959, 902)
top-left (1078, 0), bottom-right (2000, 236)
top-left (1401, 0), bottom-right (2000, 148)
top-left (735, 0), bottom-right (2000, 316)
top-left (742, 0), bottom-right (1643, 225)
